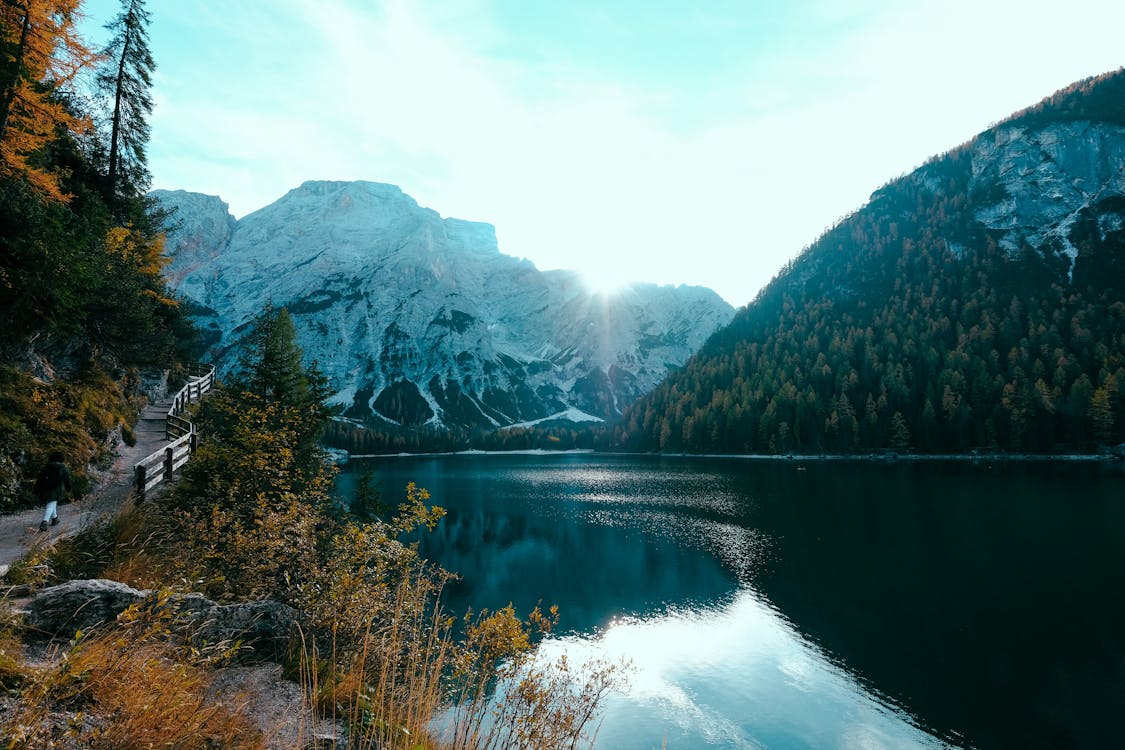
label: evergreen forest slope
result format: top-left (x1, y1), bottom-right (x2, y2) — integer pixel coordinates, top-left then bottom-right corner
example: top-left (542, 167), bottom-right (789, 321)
top-left (615, 70), bottom-right (1125, 455)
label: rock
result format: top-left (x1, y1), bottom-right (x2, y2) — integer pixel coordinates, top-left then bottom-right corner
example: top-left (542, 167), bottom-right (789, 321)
top-left (174, 596), bottom-right (300, 664)
top-left (24, 579), bottom-right (147, 636)
top-left (154, 180), bottom-right (735, 431)
top-left (970, 121), bottom-right (1125, 275)
top-left (23, 579), bottom-right (299, 663)
top-left (303, 733), bottom-right (349, 750)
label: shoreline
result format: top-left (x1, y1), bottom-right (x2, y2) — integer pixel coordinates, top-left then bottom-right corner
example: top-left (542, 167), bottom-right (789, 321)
top-left (339, 448), bottom-right (1121, 464)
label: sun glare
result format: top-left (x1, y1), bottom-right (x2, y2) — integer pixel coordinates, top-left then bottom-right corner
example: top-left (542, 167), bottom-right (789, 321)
top-left (580, 270), bottom-right (633, 297)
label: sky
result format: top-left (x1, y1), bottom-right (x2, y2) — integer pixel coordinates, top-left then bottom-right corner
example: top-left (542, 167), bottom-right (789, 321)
top-left (81, 0), bottom-right (1124, 307)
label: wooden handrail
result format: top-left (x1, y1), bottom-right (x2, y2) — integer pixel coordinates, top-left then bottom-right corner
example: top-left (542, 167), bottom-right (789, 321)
top-left (134, 363), bottom-right (215, 499)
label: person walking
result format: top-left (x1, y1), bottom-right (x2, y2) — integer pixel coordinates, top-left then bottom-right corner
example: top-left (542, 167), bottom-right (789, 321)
top-left (34, 451), bottom-right (72, 532)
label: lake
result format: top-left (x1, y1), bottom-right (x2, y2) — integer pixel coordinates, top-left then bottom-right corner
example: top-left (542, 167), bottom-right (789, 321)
top-left (336, 453), bottom-right (1125, 749)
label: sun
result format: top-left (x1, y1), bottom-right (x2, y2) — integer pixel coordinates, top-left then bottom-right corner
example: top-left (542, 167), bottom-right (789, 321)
top-left (579, 269), bottom-right (633, 297)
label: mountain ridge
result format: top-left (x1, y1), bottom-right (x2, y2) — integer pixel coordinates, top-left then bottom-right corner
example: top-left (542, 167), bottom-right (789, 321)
top-left (155, 180), bottom-right (734, 442)
top-left (616, 69), bottom-right (1125, 455)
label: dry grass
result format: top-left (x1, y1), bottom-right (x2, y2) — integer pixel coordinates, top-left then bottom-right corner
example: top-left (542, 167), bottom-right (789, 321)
top-left (3, 506), bottom-right (169, 592)
top-left (1, 605), bottom-right (263, 749)
top-left (298, 583), bottom-right (628, 750)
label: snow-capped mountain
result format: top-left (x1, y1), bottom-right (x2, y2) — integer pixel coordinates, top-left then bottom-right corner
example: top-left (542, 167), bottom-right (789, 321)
top-left (154, 181), bottom-right (734, 431)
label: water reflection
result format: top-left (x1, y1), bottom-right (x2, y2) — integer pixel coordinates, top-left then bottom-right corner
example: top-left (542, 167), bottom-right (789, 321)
top-left (404, 466), bottom-right (755, 634)
top-left (542, 592), bottom-right (945, 749)
top-left (340, 455), bottom-right (1125, 749)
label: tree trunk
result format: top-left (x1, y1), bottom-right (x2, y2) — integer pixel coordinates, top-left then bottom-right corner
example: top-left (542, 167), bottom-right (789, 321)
top-left (0, 5), bottom-right (31, 144)
top-left (107, 27), bottom-right (132, 202)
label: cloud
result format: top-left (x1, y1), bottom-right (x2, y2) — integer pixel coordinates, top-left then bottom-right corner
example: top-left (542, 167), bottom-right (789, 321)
top-left (141, 0), bottom-right (1125, 306)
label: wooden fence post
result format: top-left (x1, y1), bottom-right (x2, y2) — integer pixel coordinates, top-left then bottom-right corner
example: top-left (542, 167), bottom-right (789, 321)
top-left (135, 464), bottom-right (147, 501)
top-left (164, 447), bottom-right (174, 482)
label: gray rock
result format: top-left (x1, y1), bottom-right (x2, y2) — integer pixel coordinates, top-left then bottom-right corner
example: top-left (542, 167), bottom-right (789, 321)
top-left (175, 596), bottom-right (300, 664)
top-left (970, 121), bottom-right (1125, 275)
top-left (23, 579), bottom-right (300, 663)
top-left (303, 733), bottom-right (349, 750)
top-left (24, 579), bottom-right (147, 636)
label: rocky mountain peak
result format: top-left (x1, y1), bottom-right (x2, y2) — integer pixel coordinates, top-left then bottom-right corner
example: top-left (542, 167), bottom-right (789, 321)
top-left (156, 181), bottom-right (733, 437)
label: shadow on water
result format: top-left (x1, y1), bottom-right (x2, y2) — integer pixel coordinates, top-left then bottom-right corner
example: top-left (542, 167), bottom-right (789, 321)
top-left (339, 454), bottom-right (1125, 749)
top-left (736, 459), bottom-right (1125, 750)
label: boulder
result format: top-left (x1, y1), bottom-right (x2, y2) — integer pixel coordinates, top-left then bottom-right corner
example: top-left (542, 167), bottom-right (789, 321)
top-left (24, 579), bottom-right (146, 636)
top-left (175, 595), bottom-right (300, 663)
top-left (23, 579), bottom-right (300, 663)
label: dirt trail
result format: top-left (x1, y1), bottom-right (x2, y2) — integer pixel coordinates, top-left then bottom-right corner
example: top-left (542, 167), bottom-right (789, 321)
top-left (0, 398), bottom-right (173, 576)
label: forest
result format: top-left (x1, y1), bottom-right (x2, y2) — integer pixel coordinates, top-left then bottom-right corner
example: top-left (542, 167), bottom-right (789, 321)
top-left (0, 0), bottom-right (195, 508)
top-left (612, 70), bottom-right (1125, 455)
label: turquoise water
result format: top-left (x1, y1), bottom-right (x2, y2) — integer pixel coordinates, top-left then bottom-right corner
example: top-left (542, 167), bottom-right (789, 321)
top-left (338, 454), bottom-right (1125, 749)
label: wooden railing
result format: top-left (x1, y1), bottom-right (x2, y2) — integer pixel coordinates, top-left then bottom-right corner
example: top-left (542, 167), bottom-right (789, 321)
top-left (134, 363), bottom-right (215, 499)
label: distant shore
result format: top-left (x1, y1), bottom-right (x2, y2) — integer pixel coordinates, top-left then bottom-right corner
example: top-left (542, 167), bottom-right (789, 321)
top-left (338, 448), bottom-right (1122, 463)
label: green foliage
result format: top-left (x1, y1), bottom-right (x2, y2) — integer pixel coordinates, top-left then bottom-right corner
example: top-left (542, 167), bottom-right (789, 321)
top-left (96, 0), bottom-right (156, 208)
top-left (350, 468), bottom-right (386, 520)
top-left (617, 71), bottom-right (1125, 456)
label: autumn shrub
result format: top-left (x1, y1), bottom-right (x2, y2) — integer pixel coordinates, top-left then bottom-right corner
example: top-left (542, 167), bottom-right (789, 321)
top-left (1, 598), bottom-right (260, 750)
top-left (0, 364), bottom-right (139, 511)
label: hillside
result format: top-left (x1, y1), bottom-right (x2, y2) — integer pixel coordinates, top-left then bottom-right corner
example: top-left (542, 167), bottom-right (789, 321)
top-left (615, 70), bottom-right (1125, 455)
top-left (155, 182), bottom-right (734, 448)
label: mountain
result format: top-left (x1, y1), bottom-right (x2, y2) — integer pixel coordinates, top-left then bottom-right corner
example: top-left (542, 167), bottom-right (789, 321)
top-left (616, 70), bottom-right (1125, 455)
top-left (154, 181), bottom-right (734, 440)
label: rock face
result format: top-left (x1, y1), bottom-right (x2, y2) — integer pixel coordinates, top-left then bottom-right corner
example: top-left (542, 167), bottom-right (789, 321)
top-left (970, 120), bottom-right (1125, 274)
top-left (25, 579), bottom-right (298, 663)
top-left (153, 181), bottom-right (734, 431)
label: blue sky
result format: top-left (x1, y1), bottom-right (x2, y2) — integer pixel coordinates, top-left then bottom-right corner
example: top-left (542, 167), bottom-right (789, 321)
top-left (82, 0), bottom-right (1124, 306)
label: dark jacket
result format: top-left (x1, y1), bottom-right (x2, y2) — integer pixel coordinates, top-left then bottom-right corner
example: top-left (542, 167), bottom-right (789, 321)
top-left (34, 461), bottom-right (72, 502)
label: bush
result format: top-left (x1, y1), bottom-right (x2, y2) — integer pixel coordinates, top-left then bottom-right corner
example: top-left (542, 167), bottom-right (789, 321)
top-left (1, 598), bottom-right (261, 749)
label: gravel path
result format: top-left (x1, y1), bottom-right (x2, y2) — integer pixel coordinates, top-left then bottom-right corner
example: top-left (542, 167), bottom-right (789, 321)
top-left (0, 398), bottom-right (173, 576)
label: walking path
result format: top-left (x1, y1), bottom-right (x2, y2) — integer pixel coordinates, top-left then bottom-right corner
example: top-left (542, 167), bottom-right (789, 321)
top-left (0, 397), bottom-right (174, 576)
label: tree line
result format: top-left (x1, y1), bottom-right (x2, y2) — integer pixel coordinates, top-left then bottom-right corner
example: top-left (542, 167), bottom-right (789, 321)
top-left (613, 71), bottom-right (1125, 456)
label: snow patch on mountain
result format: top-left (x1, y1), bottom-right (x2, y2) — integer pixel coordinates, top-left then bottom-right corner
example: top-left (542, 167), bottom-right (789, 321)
top-left (500, 408), bottom-right (605, 431)
top-left (154, 180), bottom-right (734, 432)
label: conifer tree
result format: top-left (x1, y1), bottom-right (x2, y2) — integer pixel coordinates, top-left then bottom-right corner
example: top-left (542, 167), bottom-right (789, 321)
top-left (231, 305), bottom-right (335, 467)
top-left (96, 0), bottom-right (153, 208)
top-left (0, 0), bottom-right (93, 201)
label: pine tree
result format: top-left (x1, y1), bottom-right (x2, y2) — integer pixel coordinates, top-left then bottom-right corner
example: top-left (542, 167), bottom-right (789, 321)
top-left (232, 305), bottom-right (335, 465)
top-left (1089, 387), bottom-right (1115, 444)
top-left (889, 411), bottom-right (911, 451)
top-left (96, 0), bottom-right (153, 208)
top-left (236, 306), bottom-right (310, 406)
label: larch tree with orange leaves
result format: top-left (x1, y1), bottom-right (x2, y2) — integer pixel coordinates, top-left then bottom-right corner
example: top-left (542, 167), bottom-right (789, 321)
top-left (0, 0), bottom-right (95, 202)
